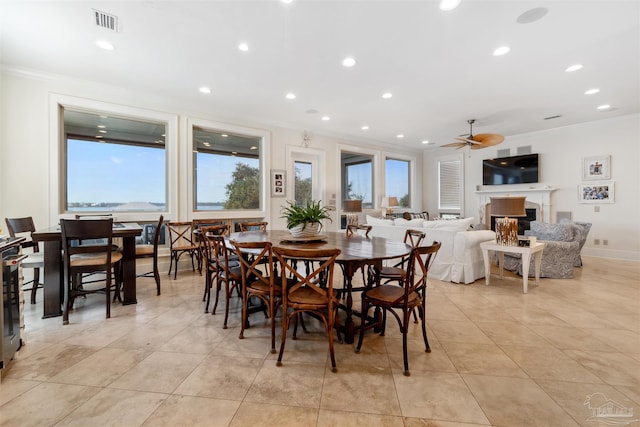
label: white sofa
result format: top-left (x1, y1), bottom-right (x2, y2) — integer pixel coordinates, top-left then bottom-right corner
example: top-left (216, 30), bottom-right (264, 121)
top-left (365, 215), bottom-right (496, 284)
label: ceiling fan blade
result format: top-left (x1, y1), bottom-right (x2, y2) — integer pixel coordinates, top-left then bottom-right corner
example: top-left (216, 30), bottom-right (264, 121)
top-left (456, 137), bottom-right (481, 144)
top-left (441, 142), bottom-right (467, 148)
top-left (473, 133), bottom-right (504, 146)
top-left (470, 143), bottom-right (491, 150)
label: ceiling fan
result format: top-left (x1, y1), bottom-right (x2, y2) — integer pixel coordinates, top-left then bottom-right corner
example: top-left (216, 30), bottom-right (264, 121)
top-left (442, 119), bottom-right (504, 150)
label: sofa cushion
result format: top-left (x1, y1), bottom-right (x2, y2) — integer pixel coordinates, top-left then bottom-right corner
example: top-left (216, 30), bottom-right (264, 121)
top-left (529, 221), bottom-right (577, 242)
top-left (423, 217), bottom-right (475, 231)
top-left (365, 214), bottom-right (394, 226)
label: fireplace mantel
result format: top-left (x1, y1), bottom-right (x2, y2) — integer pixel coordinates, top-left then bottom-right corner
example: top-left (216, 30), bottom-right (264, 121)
top-left (476, 187), bottom-right (557, 224)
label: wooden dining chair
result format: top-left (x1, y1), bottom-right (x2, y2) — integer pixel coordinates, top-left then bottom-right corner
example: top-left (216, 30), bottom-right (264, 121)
top-left (375, 228), bottom-right (426, 285)
top-left (206, 233), bottom-right (242, 328)
top-left (166, 221), bottom-right (199, 280)
top-left (193, 219), bottom-right (225, 273)
top-left (133, 215), bottom-right (164, 295)
top-left (5, 217), bottom-right (44, 304)
top-left (231, 240), bottom-right (291, 353)
top-left (273, 246), bottom-right (341, 372)
top-left (346, 224), bottom-right (372, 238)
top-left (356, 241), bottom-right (441, 376)
top-left (200, 225), bottom-right (236, 313)
top-left (60, 218), bottom-right (123, 324)
top-left (239, 221), bottom-right (268, 232)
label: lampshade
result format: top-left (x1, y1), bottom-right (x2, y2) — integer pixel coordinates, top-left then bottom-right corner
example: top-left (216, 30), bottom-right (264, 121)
top-left (343, 199), bottom-right (362, 213)
top-left (380, 196), bottom-right (399, 208)
top-left (490, 197), bottom-right (526, 217)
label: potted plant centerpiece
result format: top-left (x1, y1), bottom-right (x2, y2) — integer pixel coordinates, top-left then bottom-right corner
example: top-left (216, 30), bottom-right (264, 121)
top-left (281, 200), bottom-right (332, 238)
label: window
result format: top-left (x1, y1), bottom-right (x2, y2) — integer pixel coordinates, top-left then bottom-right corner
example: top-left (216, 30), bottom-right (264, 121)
top-left (294, 161), bottom-right (313, 206)
top-left (63, 109), bottom-right (167, 213)
top-left (438, 157), bottom-right (463, 213)
top-left (385, 158), bottom-right (410, 208)
top-left (342, 152), bottom-right (374, 208)
top-left (193, 127), bottom-right (262, 211)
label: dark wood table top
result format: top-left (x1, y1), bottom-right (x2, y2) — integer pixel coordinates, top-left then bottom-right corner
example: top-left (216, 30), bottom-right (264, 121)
top-left (33, 222), bottom-right (143, 241)
top-left (228, 230), bottom-right (411, 263)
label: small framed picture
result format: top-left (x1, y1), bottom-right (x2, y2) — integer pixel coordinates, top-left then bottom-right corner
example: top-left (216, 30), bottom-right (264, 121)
top-left (271, 169), bottom-right (286, 197)
top-left (578, 181), bottom-right (614, 204)
top-left (582, 155), bottom-right (611, 180)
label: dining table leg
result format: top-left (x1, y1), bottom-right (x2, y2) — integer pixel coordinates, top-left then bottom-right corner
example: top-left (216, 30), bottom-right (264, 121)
top-left (121, 235), bottom-right (137, 304)
top-left (42, 240), bottom-right (63, 318)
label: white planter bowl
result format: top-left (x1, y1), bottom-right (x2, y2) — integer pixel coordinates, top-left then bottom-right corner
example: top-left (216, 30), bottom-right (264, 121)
top-left (289, 222), bottom-right (321, 238)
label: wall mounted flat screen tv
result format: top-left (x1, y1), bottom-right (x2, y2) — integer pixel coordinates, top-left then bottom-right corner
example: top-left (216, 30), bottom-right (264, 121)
top-left (482, 153), bottom-right (539, 185)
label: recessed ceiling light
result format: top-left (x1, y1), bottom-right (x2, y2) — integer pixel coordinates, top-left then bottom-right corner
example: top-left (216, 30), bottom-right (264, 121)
top-left (221, 134), bottom-right (229, 137)
top-left (231, 151), bottom-right (238, 155)
top-left (585, 88), bottom-right (600, 95)
top-left (199, 86), bottom-right (211, 94)
top-left (285, 93), bottom-right (296, 100)
top-left (342, 57), bottom-right (357, 67)
top-left (238, 42), bottom-right (249, 52)
top-left (95, 135), bottom-right (103, 139)
top-left (97, 125), bottom-right (105, 129)
top-left (203, 142), bottom-right (211, 147)
top-left (597, 104), bottom-right (611, 110)
top-left (439, 0), bottom-right (461, 11)
top-left (95, 40), bottom-right (115, 51)
top-left (382, 92), bottom-right (393, 99)
top-left (396, 134), bottom-right (404, 139)
top-left (493, 46), bottom-right (510, 56)
top-left (98, 130), bottom-right (107, 134)
top-left (281, 0), bottom-right (293, 3)
top-left (250, 146), bottom-right (258, 150)
top-left (361, 125), bottom-right (369, 130)
top-left (422, 140), bottom-right (430, 144)
top-left (565, 64), bottom-right (583, 72)
top-left (321, 116), bottom-right (330, 121)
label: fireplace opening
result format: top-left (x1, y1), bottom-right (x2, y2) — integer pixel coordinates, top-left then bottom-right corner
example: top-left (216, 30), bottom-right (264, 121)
top-left (490, 208), bottom-right (536, 235)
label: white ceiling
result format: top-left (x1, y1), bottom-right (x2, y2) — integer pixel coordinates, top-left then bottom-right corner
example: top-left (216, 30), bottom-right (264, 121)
top-left (2, 1), bottom-right (639, 150)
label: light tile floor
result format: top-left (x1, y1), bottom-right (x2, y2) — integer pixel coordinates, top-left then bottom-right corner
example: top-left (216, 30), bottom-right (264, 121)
top-left (1, 256), bottom-right (639, 427)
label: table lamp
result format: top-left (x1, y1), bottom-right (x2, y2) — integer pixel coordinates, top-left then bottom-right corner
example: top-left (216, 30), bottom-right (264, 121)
top-left (344, 199), bottom-right (363, 226)
top-left (380, 196), bottom-right (398, 217)
top-left (490, 196), bottom-right (526, 246)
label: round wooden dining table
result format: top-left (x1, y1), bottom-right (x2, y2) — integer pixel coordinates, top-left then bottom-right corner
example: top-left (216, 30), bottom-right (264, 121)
top-left (228, 229), bottom-right (412, 343)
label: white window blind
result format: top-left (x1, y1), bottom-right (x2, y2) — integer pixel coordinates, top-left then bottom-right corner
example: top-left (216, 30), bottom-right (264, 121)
top-left (438, 159), bottom-right (462, 211)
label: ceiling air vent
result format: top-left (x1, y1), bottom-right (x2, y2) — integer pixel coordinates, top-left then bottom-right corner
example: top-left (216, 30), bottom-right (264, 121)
top-left (544, 114), bottom-right (562, 120)
top-left (93, 9), bottom-right (118, 32)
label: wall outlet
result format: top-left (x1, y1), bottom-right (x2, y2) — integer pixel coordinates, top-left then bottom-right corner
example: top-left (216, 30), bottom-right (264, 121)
top-left (594, 238), bottom-right (600, 245)
top-left (603, 239), bottom-right (608, 246)
top-left (594, 206), bottom-right (600, 212)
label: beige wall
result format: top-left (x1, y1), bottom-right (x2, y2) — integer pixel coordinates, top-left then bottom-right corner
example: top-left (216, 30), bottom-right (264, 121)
top-left (423, 114), bottom-right (640, 260)
top-left (0, 70), bottom-right (421, 234)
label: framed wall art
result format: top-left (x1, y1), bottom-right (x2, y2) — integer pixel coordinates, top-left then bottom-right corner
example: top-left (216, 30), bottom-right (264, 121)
top-left (271, 169), bottom-right (286, 197)
top-left (578, 181), bottom-right (614, 204)
top-left (582, 155), bottom-right (611, 180)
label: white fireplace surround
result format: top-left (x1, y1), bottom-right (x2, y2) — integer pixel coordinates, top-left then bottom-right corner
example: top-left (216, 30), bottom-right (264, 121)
top-left (476, 187), bottom-right (557, 225)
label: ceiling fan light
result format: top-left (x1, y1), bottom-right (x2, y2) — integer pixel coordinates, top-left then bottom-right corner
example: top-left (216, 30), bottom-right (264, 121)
top-left (585, 88), bottom-right (600, 95)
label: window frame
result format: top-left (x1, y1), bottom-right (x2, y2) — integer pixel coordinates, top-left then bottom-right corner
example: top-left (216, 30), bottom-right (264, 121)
top-left (437, 154), bottom-right (465, 215)
top-left (49, 94), bottom-right (178, 224)
top-left (337, 144), bottom-right (381, 220)
top-left (384, 155), bottom-right (413, 210)
top-left (186, 117), bottom-right (270, 221)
